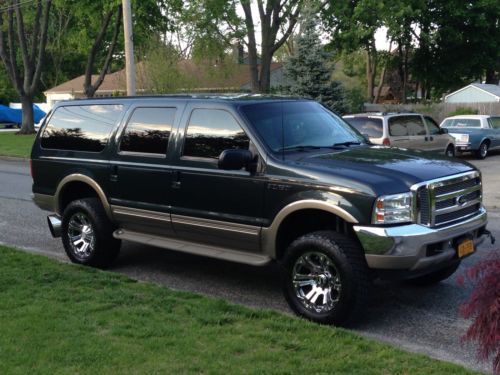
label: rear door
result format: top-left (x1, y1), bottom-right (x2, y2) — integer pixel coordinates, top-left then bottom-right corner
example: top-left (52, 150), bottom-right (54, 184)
top-left (387, 116), bottom-right (410, 148)
top-left (343, 116), bottom-right (384, 144)
top-left (108, 103), bottom-right (183, 237)
top-left (405, 115), bottom-right (429, 150)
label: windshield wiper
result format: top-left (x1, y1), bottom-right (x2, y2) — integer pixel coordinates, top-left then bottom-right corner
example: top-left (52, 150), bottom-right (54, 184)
top-left (279, 145), bottom-right (322, 152)
top-left (331, 141), bottom-right (363, 148)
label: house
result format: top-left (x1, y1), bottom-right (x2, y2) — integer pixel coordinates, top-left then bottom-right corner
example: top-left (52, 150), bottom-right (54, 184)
top-left (444, 83), bottom-right (500, 103)
top-left (44, 60), bottom-right (285, 108)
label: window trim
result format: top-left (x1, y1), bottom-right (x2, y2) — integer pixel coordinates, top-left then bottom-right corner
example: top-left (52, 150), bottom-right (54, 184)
top-left (117, 106), bottom-right (177, 158)
top-left (40, 103), bottom-right (123, 153)
top-left (180, 107), bottom-right (250, 162)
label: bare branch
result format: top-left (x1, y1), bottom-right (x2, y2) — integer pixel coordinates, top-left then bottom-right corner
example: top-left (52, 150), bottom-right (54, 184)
top-left (29, 0), bottom-right (51, 95)
top-left (88, 5), bottom-right (122, 96)
top-left (30, 0), bottom-right (42, 69)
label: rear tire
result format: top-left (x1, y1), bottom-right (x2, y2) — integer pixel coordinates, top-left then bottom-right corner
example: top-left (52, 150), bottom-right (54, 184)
top-left (405, 262), bottom-right (460, 286)
top-left (281, 231), bottom-right (371, 326)
top-left (61, 198), bottom-right (120, 268)
top-left (476, 142), bottom-right (488, 159)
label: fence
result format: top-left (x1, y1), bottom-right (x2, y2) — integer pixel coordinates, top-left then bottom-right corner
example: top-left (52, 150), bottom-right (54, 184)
top-left (363, 102), bottom-right (500, 122)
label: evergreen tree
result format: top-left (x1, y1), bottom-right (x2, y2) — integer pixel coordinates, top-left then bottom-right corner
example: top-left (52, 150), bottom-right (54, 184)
top-left (283, 12), bottom-right (347, 114)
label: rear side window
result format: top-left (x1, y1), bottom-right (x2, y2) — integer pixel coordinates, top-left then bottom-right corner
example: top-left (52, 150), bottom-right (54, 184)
top-left (183, 109), bottom-right (249, 159)
top-left (344, 117), bottom-right (383, 138)
top-left (119, 107), bottom-right (176, 155)
top-left (41, 105), bottom-right (123, 152)
top-left (389, 116), bottom-right (426, 136)
top-left (442, 118), bottom-right (481, 128)
top-left (488, 117), bottom-right (500, 129)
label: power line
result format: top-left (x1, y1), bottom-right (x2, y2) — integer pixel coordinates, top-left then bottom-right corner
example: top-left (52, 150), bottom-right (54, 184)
top-left (0, 0), bottom-right (47, 13)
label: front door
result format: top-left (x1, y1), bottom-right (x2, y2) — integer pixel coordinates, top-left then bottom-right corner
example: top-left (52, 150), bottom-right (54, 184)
top-left (424, 116), bottom-right (449, 153)
top-left (170, 105), bottom-right (266, 253)
top-left (109, 105), bottom-right (181, 236)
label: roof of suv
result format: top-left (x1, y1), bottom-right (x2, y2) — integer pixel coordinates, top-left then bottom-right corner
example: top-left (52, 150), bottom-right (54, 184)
top-left (55, 94), bottom-right (312, 107)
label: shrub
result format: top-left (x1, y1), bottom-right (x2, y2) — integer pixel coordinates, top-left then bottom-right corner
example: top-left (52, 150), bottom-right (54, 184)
top-left (458, 253), bottom-right (500, 374)
top-left (448, 107), bottom-right (479, 116)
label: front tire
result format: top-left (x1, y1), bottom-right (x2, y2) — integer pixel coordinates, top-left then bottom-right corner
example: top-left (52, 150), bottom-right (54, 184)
top-left (281, 231), bottom-right (371, 326)
top-left (61, 198), bottom-right (120, 268)
top-left (476, 142), bottom-right (488, 159)
top-left (445, 145), bottom-right (455, 157)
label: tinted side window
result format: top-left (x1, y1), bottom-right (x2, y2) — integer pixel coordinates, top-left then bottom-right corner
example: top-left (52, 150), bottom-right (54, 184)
top-left (424, 116), bottom-right (441, 135)
top-left (120, 107), bottom-right (175, 155)
top-left (344, 117), bottom-right (383, 138)
top-left (389, 117), bottom-right (409, 136)
top-left (405, 116), bottom-right (426, 136)
top-left (183, 109), bottom-right (249, 159)
top-left (41, 105), bottom-right (123, 152)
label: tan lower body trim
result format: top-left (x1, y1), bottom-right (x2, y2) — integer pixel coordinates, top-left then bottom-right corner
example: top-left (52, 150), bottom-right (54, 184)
top-left (32, 193), bottom-right (55, 212)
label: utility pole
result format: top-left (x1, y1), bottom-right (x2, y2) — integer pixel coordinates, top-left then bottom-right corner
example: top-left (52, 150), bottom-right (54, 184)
top-left (122, 0), bottom-right (136, 95)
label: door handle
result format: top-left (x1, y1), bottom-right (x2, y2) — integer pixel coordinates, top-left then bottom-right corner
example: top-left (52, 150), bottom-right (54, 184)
top-left (110, 165), bottom-right (118, 182)
top-left (430, 136), bottom-right (434, 141)
top-left (171, 170), bottom-right (181, 189)
top-left (424, 137), bottom-right (428, 141)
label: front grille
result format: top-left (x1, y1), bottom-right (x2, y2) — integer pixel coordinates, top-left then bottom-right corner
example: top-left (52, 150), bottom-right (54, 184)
top-left (416, 172), bottom-right (482, 227)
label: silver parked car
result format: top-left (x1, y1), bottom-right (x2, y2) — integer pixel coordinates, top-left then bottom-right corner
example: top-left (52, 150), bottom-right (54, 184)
top-left (344, 112), bottom-right (456, 156)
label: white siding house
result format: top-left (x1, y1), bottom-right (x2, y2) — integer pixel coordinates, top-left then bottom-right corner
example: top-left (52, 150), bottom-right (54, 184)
top-left (444, 83), bottom-right (500, 103)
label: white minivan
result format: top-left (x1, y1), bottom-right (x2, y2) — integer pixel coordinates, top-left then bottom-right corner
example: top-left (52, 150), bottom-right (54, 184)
top-left (344, 112), bottom-right (456, 156)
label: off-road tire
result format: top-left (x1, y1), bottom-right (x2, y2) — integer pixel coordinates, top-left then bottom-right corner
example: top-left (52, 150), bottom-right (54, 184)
top-left (281, 231), bottom-right (371, 326)
top-left (476, 142), bottom-right (488, 159)
top-left (406, 261), bottom-right (460, 286)
top-left (61, 198), bottom-right (120, 268)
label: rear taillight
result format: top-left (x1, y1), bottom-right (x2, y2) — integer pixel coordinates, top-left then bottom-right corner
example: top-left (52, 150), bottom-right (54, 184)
top-left (29, 159), bottom-right (33, 178)
top-left (382, 138), bottom-right (391, 146)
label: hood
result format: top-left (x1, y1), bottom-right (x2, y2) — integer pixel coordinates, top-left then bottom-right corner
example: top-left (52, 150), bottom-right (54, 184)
top-left (291, 146), bottom-right (475, 195)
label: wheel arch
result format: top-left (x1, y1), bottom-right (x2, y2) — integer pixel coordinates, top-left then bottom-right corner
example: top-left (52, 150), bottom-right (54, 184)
top-left (261, 200), bottom-right (360, 260)
top-left (55, 174), bottom-right (112, 219)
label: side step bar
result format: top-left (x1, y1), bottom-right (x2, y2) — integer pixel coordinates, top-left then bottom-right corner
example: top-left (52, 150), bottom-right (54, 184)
top-left (113, 229), bottom-right (272, 266)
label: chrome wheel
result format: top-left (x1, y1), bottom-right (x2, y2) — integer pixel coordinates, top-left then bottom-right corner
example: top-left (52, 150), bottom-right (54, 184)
top-left (67, 212), bottom-right (95, 259)
top-left (479, 143), bottom-right (488, 158)
top-left (292, 251), bottom-right (342, 313)
top-left (446, 146), bottom-right (454, 157)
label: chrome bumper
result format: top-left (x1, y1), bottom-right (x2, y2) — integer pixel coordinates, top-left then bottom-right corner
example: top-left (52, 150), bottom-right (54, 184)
top-left (353, 208), bottom-right (488, 270)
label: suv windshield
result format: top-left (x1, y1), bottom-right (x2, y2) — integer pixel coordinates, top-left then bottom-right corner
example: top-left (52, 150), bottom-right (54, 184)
top-left (240, 101), bottom-right (365, 153)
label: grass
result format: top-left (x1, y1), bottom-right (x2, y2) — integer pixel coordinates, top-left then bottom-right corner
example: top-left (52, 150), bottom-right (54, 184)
top-left (0, 245), bottom-right (476, 374)
top-left (0, 132), bottom-right (36, 158)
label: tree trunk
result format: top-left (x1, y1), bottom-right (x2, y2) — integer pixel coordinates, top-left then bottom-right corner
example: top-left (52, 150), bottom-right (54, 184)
top-left (366, 49), bottom-right (376, 103)
top-left (18, 95), bottom-right (35, 134)
top-left (259, 47), bottom-right (273, 93)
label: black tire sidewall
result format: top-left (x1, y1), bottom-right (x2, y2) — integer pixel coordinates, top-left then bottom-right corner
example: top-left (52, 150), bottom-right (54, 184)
top-left (446, 145), bottom-right (455, 157)
top-left (477, 142), bottom-right (488, 159)
top-left (61, 198), bottom-right (119, 267)
top-left (281, 233), bottom-right (362, 325)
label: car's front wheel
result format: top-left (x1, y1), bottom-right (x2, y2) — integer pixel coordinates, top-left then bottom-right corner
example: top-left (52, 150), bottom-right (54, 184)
top-left (476, 141), bottom-right (489, 159)
top-left (445, 145), bottom-right (455, 157)
top-left (281, 231), bottom-right (371, 326)
top-left (61, 198), bottom-right (120, 268)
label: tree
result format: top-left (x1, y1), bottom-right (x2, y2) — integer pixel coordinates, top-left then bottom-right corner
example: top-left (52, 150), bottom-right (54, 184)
top-left (82, 3), bottom-right (122, 98)
top-left (0, 0), bottom-right (52, 134)
top-left (282, 11), bottom-right (346, 114)
top-left (322, 0), bottom-right (385, 103)
top-left (184, 0), bottom-right (328, 93)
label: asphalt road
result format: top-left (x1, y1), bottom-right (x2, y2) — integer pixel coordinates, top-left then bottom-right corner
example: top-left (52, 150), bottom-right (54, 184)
top-left (0, 154), bottom-right (499, 373)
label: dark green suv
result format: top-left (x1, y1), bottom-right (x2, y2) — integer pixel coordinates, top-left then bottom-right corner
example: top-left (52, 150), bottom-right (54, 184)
top-left (31, 95), bottom-right (491, 325)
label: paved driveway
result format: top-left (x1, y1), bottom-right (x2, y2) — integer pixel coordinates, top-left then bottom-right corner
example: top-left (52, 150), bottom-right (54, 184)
top-left (0, 155), bottom-right (498, 373)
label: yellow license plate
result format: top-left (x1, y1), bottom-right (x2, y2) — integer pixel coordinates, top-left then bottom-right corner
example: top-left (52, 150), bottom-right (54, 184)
top-left (457, 239), bottom-right (475, 258)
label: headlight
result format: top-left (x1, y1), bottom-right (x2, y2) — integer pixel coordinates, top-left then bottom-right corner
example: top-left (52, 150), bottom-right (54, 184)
top-left (450, 133), bottom-right (469, 143)
top-left (372, 192), bottom-right (413, 224)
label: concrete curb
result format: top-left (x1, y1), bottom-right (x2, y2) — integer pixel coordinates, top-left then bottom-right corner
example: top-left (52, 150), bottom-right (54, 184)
top-left (0, 155), bottom-right (29, 162)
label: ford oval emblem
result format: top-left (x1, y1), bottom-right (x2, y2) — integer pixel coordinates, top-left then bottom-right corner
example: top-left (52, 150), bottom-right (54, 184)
top-left (457, 195), bottom-right (469, 206)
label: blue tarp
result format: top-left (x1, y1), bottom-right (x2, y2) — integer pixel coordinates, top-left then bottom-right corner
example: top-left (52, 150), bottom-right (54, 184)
top-left (0, 104), bottom-right (46, 124)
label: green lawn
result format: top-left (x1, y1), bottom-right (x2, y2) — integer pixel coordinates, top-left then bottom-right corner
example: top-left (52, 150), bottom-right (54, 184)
top-left (0, 132), bottom-right (36, 158)
top-left (0, 245), bottom-right (475, 374)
